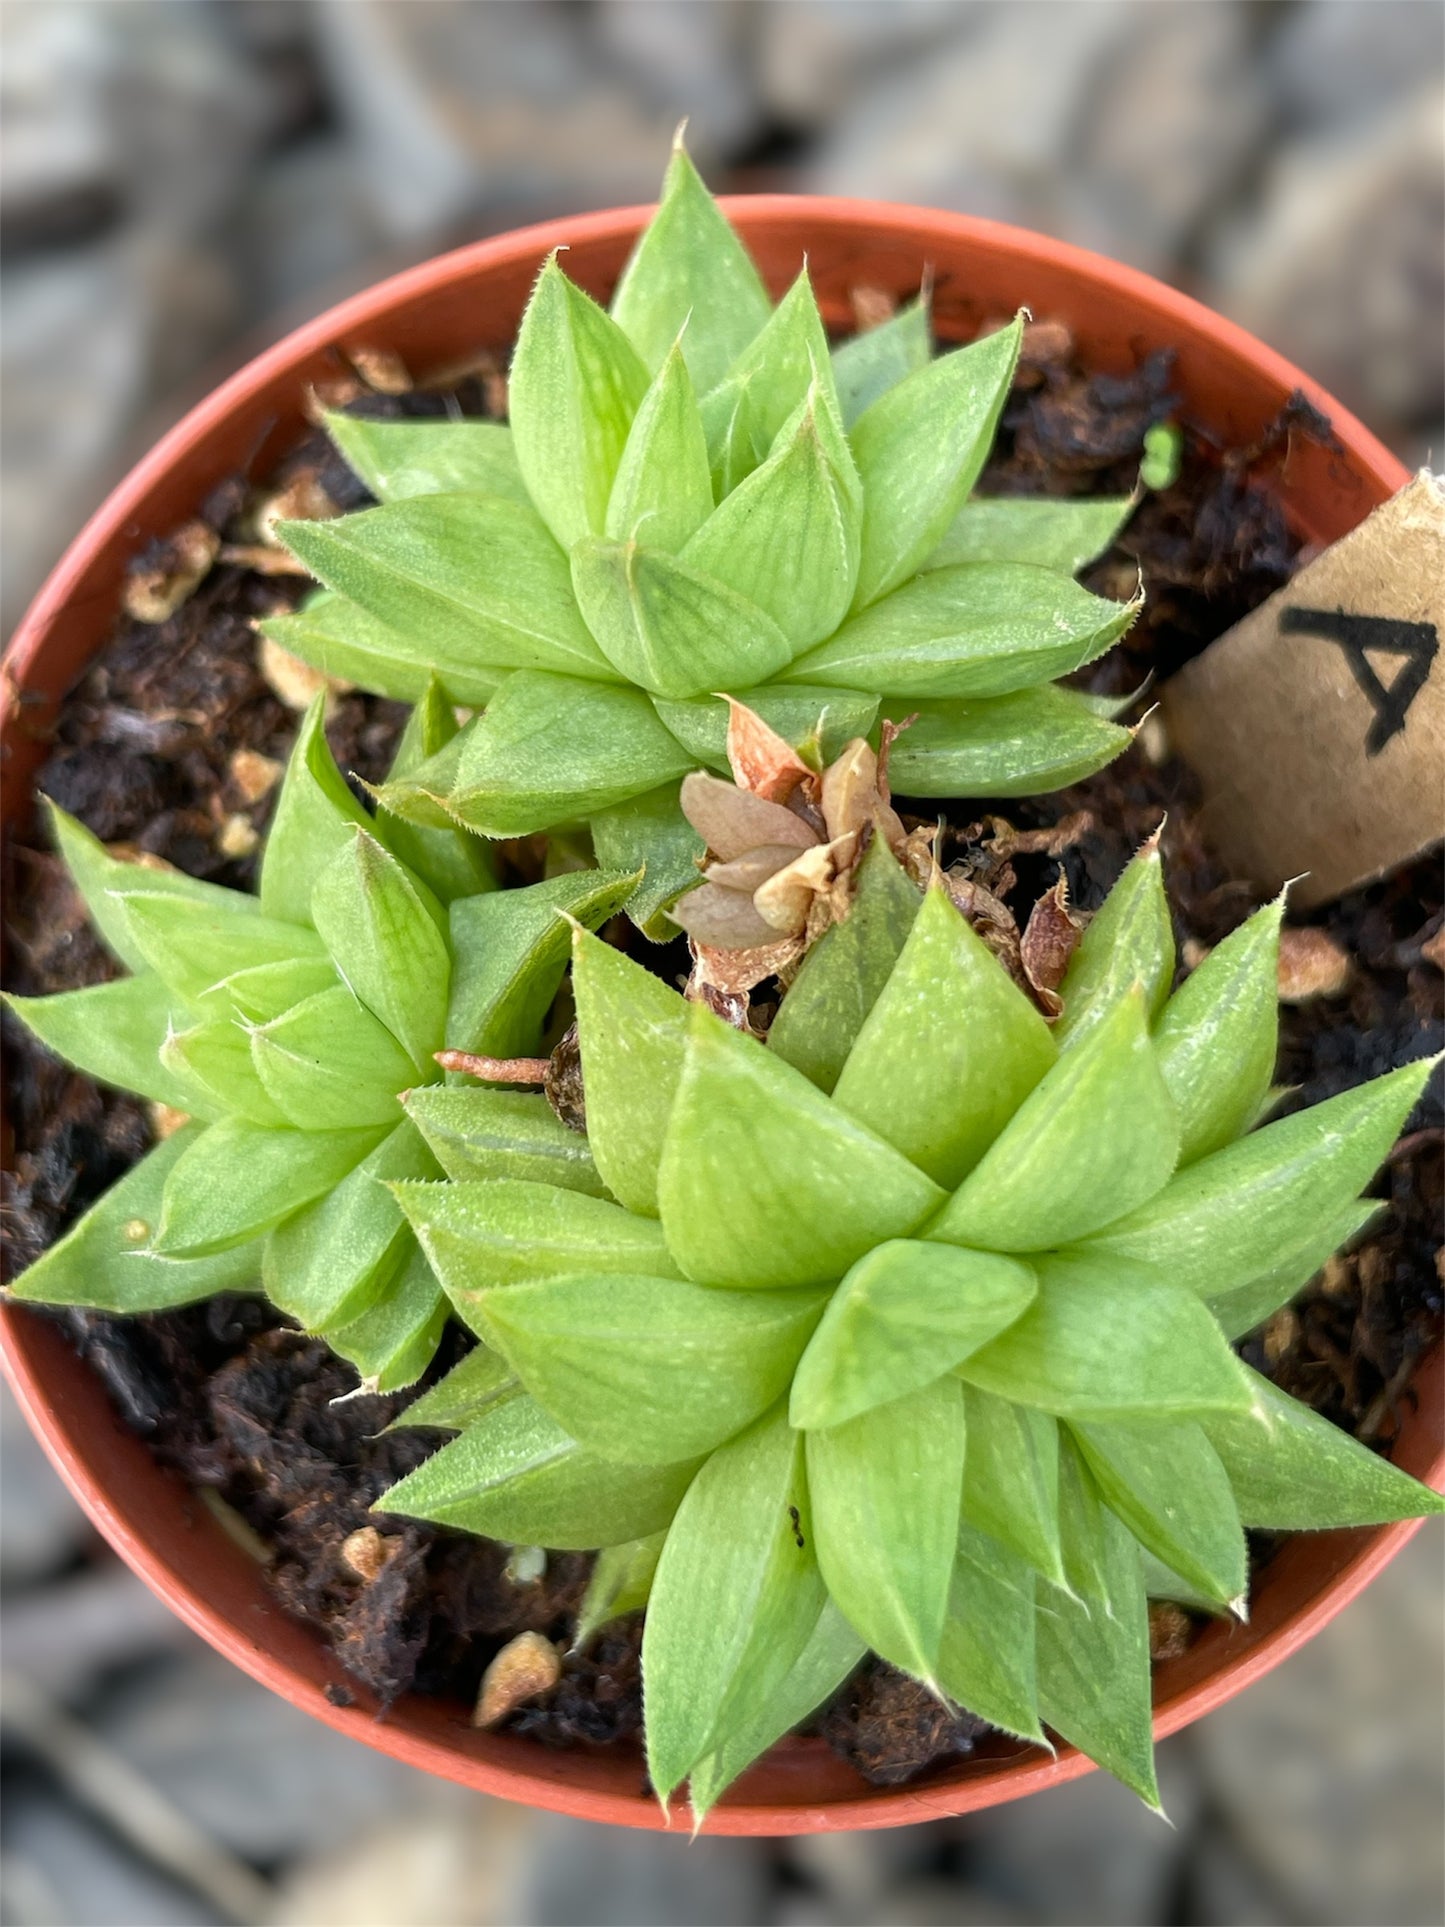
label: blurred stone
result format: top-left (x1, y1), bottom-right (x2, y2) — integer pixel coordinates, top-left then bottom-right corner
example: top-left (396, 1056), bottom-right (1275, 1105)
top-left (512, 1812), bottom-right (771, 1925)
top-left (92, 1648), bottom-right (416, 1860)
top-left (0, 1380), bottom-right (89, 1585)
top-left (595, 1), bottom-right (760, 157)
top-left (1, 1563), bottom-right (184, 1697)
top-left (236, 132), bottom-right (386, 326)
top-left (1192, 1528), bottom-right (1445, 1927)
top-left (780, 1824), bottom-right (936, 1910)
top-left (958, 1737), bottom-right (1201, 1924)
top-left (759, 1), bottom-right (980, 127)
top-left (1186, 1823), bottom-right (1288, 1927)
top-left (1269, 0), bottom-right (1445, 131)
top-left (0, 1792), bottom-right (225, 1927)
top-left (1208, 87), bottom-right (1445, 431)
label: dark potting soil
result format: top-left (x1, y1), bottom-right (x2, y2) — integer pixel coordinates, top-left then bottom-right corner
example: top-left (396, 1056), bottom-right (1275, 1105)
top-left (3, 327), bottom-right (1441, 1791)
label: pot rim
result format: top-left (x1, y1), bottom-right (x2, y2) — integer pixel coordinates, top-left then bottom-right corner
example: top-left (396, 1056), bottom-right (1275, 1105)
top-left (3, 194), bottom-right (1439, 1836)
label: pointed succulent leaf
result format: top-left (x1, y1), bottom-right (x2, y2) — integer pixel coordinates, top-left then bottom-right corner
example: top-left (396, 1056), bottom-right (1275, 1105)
top-left (786, 564), bottom-right (1137, 700)
top-left (791, 1240), bottom-right (1035, 1430)
top-left (446, 867), bottom-right (639, 1060)
top-left (590, 786), bottom-right (706, 934)
top-left (194, 956), bottom-right (338, 1025)
top-left (481, 1273), bottom-right (826, 1463)
top-left (1204, 1368), bottom-right (1445, 1528)
top-left (931, 989), bottom-right (1179, 1252)
top-left (571, 925), bottom-right (693, 1216)
top-left (652, 686), bottom-right (881, 775)
top-left (263, 1119), bottom-right (437, 1329)
top-left (1153, 896), bottom-right (1282, 1164)
top-left (604, 341), bottom-right (714, 551)
top-left (927, 495), bottom-right (1134, 574)
top-left (249, 985), bottom-right (416, 1130)
top-left (259, 695), bottom-right (372, 926)
top-left (278, 495), bottom-right (619, 686)
top-left (323, 1241), bottom-right (447, 1392)
top-left (391, 1179), bottom-right (678, 1336)
top-left (310, 829), bottom-right (449, 1069)
top-left (832, 884), bottom-right (1056, 1186)
top-left (394, 1343), bottom-right (518, 1433)
top-left (659, 1001), bottom-right (945, 1290)
top-left (153, 1119), bottom-right (383, 1256)
top-left (1055, 839), bottom-right (1174, 1048)
top-left (403, 1085), bottom-right (607, 1195)
top-left (1207, 1201), bottom-right (1380, 1341)
top-left (574, 1533), bottom-right (665, 1649)
top-left (831, 297), bottom-right (931, 428)
top-left (1071, 1419), bottom-right (1247, 1607)
top-left (1036, 1499), bottom-right (1161, 1809)
top-left (379, 1392), bottom-right (701, 1548)
top-left (510, 254), bottom-right (650, 548)
top-left (570, 539), bottom-right (794, 699)
top-left (447, 672), bottom-right (694, 836)
top-left (7, 1127), bottom-right (264, 1313)
top-left (374, 678), bottom-right (498, 905)
top-left (643, 1407), bottom-right (825, 1801)
top-left (698, 267), bottom-right (836, 478)
top-left (686, 1600), bottom-right (865, 1824)
top-left (364, 725), bottom-right (470, 833)
top-left (807, 1374), bottom-right (966, 1681)
top-left (682, 385), bottom-right (862, 651)
top-left (1137, 1550), bottom-right (1227, 1615)
top-left (850, 316), bottom-right (1023, 608)
top-left (4, 975), bottom-right (198, 1115)
top-left (260, 593), bottom-right (502, 709)
top-left (939, 1526), bottom-right (1045, 1742)
top-left (958, 1250), bottom-right (1254, 1420)
top-left (768, 836), bottom-right (921, 1093)
top-left (960, 1387), bottom-right (1065, 1590)
top-left (1083, 1056), bottom-right (1437, 1297)
top-left (43, 800), bottom-right (261, 973)
top-left (115, 890), bottom-right (328, 1008)
top-left (162, 1018), bottom-right (291, 1127)
top-left (884, 685), bottom-right (1133, 798)
top-left (1055, 1430), bottom-right (1111, 1608)
top-left (612, 135), bottom-right (772, 393)
top-left (323, 411), bottom-right (527, 504)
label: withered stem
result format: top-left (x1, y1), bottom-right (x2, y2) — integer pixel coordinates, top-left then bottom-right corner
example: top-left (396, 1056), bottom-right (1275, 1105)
top-left (435, 1050), bottom-right (551, 1084)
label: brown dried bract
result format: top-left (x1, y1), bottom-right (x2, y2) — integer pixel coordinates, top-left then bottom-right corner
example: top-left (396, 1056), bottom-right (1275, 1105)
top-left (1020, 876), bottom-right (1083, 1018)
top-left (943, 869), bottom-right (1026, 987)
top-left (724, 696), bottom-right (812, 804)
top-left (473, 1631), bottom-right (561, 1729)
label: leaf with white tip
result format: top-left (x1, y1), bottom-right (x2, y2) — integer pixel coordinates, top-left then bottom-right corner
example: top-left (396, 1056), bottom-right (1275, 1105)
top-left (323, 1241), bottom-right (446, 1391)
top-left (939, 1526), bottom-right (1045, 1742)
top-left (643, 1407), bottom-right (824, 1801)
top-left (659, 1002), bottom-right (945, 1290)
top-left (807, 1375), bottom-right (966, 1681)
top-left (1204, 1367), bottom-right (1445, 1528)
top-left (785, 564), bottom-right (1137, 700)
top-left (832, 884), bottom-right (1056, 1187)
top-left (379, 1393), bottom-right (700, 1548)
top-left (928, 495), bottom-right (1134, 574)
top-left (162, 1017), bottom-right (290, 1127)
top-left (1055, 841), bottom-right (1174, 1049)
top-left (374, 679), bottom-right (498, 905)
top-left (403, 1085), bottom-right (607, 1196)
top-left (153, 1118), bottom-right (383, 1256)
top-left (260, 593), bottom-right (501, 709)
top-left (310, 830), bottom-right (449, 1069)
top-left (767, 837), bottom-right (921, 1094)
top-left (4, 975), bottom-right (198, 1115)
top-left (611, 137), bottom-right (772, 394)
top-left (117, 891), bottom-right (328, 1008)
top-left (1083, 1056), bottom-right (1438, 1297)
top-left (1206, 1200), bottom-right (1380, 1341)
top-left (7, 1126), bottom-right (264, 1313)
top-left (278, 495), bottom-right (619, 686)
top-left (393, 1343), bottom-right (518, 1433)
top-left (831, 298), bottom-right (931, 428)
top-left (249, 985), bottom-right (415, 1130)
top-left (570, 539), bottom-right (794, 699)
top-left (884, 685), bottom-right (1132, 798)
top-left (930, 989), bottom-right (1178, 1252)
top-left (698, 268), bottom-right (836, 484)
top-left (574, 1533), bottom-right (665, 1648)
top-left (850, 317), bottom-right (1023, 608)
top-left (324, 412), bottom-right (527, 504)
top-left (958, 1250), bottom-right (1254, 1420)
top-left (1071, 1419), bottom-right (1246, 1608)
top-left (790, 1240), bottom-right (1035, 1430)
top-left (194, 956), bottom-right (338, 1025)
top-left (651, 686), bottom-right (881, 775)
top-left (1153, 897), bottom-right (1281, 1164)
top-left (447, 671), bottom-right (695, 836)
top-left (481, 1272), bottom-right (825, 1463)
top-left (259, 695), bottom-right (372, 926)
top-left (960, 1387), bottom-right (1065, 1590)
top-left (605, 342), bottom-right (714, 551)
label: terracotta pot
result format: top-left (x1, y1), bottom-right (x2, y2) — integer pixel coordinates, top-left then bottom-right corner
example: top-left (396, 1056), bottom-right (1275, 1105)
top-left (2, 199), bottom-right (1441, 1836)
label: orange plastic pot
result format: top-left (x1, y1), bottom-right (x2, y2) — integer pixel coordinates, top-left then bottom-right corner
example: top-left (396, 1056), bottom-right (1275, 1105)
top-left (2, 199), bottom-right (1441, 1835)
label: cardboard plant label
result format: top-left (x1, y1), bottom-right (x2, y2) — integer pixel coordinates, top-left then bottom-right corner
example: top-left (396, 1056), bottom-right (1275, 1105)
top-left (1162, 470), bottom-right (1444, 909)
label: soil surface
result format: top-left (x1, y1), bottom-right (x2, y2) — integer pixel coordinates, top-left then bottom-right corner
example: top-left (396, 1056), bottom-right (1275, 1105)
top-left (3, 326), bottom-right (1441, 1790)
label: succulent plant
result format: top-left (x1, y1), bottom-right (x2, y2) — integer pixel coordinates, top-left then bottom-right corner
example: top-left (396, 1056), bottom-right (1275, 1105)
top-left (381, 843), bottom-right (1442, 1820)
top-left (263, 135), bottom-right (1142, 930)
top-left (5, 685), bottom-right (638, 1390)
